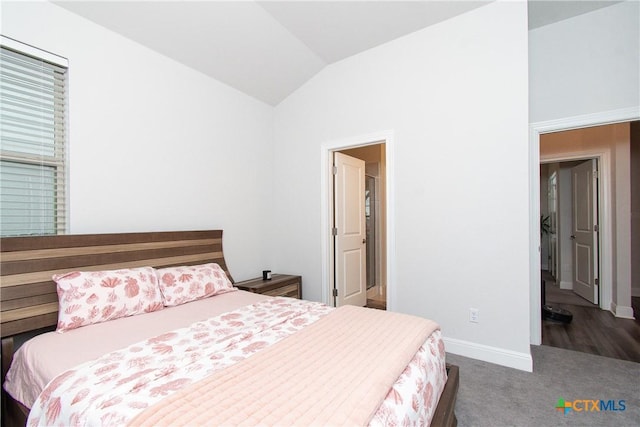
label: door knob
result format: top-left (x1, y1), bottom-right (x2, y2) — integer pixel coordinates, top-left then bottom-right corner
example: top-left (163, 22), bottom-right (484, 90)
top-left (570, 235), bottom-right (575, 240)
top-left (362, 239), bottom-right (366, 244)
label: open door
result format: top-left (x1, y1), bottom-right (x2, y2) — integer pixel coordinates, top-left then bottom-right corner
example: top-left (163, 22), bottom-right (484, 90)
top-left (571, 159), bottom-right (599, 304)
top-left (333, 152), bottom-right (367, 307)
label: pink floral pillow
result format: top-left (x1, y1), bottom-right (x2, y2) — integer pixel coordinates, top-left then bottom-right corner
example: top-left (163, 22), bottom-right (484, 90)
top-left (54, 267), bottom-right (163, 332)
top-left (156, 263), bottom-right (236, 307)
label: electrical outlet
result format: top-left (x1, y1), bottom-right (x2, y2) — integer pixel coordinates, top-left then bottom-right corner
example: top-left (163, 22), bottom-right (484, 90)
top-left (469, 308), bottom-right (480, 323)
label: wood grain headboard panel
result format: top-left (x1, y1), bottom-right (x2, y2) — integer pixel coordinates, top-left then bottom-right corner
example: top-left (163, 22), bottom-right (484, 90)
top-left (0, 230), bottom-right (232, 338)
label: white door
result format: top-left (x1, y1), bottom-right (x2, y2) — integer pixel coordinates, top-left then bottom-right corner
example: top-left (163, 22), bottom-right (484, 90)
top-left (334, 152), bottom-right (367, 307)
top-left (571, 159), bottom-right (599, 304)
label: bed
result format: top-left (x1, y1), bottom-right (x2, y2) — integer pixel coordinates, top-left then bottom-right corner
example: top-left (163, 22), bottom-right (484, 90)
top-left (0, 230), bottom-right (458, 426)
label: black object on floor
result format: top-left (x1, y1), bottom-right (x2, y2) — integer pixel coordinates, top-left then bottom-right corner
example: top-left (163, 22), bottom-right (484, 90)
top-left (542, 279), bottom-right (573, 323)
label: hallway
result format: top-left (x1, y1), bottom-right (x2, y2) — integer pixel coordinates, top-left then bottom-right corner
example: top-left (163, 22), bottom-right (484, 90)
top-left (542, 272), bottom-right (640, 363)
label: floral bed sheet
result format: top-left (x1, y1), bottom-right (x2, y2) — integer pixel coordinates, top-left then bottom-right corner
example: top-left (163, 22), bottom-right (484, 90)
top-left (26, 298), bottom-right (447, 426)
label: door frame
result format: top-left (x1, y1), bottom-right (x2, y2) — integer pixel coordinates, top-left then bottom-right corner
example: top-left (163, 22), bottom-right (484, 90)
top-left (540, 155), bottom-right (606, 306)
top-left (364, 172), bottom-right (380, 293)
top-left (320, 130), bottom-right (395, 309)
top-left (547, 171), bottom-right (558, 278)
top-left (529, 107), bottom-right (639, 345)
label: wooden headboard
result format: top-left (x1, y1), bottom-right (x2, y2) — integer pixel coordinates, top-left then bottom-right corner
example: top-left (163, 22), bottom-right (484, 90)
top-left (0, 230), bottom-right (232, 339)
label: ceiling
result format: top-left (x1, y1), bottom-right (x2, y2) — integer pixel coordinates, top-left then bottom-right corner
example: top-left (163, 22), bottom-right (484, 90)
top-left (54, 1), bottom-right (623, 106)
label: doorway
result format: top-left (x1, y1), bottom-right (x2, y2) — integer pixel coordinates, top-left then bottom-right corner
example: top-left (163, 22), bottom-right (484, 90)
top-left (540, 158), bottom-right (600, 308)
top-left (332, 144), bottom-right (387, 309)
top-left (320, 131), bottom-right (394, 311)
top-left (530, 114), bottom-right (639, 347)
top-left (535, 121), bottom-right (640, 362)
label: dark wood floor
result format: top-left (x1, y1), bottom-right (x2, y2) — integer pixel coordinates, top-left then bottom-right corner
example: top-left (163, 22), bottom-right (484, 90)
top-left (542, 297), bottom-right (640, 363)
top-left (366, 298), bottom-right (386, 310)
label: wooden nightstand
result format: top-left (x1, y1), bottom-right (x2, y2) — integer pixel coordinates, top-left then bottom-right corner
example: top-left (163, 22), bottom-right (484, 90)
top-left (234, 274), bottom-right (302, 299)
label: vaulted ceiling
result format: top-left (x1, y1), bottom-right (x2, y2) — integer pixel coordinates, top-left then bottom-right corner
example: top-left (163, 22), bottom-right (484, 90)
top-left (54, 1), bottom-right (623, 106)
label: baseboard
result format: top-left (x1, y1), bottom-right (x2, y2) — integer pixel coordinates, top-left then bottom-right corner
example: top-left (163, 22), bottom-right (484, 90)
top-left (443, 337), bottom-right (533, 372)
top-left (559, 281), bottom-right (573, 290)
top-left (611, 302), bottom-right (635, 319)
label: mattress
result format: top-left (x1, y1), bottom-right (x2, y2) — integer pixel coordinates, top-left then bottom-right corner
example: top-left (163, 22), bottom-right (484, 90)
top-left (4, 291), bottom-right (447, 425)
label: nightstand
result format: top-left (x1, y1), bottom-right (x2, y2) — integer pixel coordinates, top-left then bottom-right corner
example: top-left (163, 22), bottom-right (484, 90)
top-left (234, 274), bottom-right (302, 299)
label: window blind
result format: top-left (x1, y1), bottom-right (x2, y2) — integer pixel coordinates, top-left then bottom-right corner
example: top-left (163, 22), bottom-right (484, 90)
top-left (0, 45), bottom-right (67, 236)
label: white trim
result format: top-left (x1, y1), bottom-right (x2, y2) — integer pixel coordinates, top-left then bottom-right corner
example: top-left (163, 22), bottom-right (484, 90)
top-left (532, 108), bottom-right (640, 134)
top-left (529, 107), bottom-right (640, 345)
top-left (611, 302), bottom-right (635, 319)
top-left (0, 35), bottom-right (68, 67)
top-left (443, 337), bottom-right (533, 372)
top-left (320, 130), bottom-right (396, 310)
top-left (529, 122), bottom-right (542, 345)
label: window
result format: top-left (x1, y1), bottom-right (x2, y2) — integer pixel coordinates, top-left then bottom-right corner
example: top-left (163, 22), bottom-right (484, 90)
top-left (0, 39), bottom-right (68, 236)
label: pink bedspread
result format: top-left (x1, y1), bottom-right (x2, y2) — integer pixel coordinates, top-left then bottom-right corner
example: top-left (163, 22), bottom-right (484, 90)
top-left (18, 297), bottom-right (447, 426)
top-left (130, 304), bottom-right (439, 426)
top-left (4, 291), bottom-right (269, 408)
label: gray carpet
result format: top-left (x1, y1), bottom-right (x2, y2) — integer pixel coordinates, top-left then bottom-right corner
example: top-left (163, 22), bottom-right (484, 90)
top-left (446, 345), bottom-right (639, 426)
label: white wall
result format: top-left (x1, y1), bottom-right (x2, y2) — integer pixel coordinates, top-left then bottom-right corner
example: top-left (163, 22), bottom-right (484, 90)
top-left (529, 0), bottom-right (639, 336)
top-left (529, 1), bottom-right (640, 123)
top-left (273, 2), bottom-right (531, 369)
top-left (1, 1), bottom-right (275, 281)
